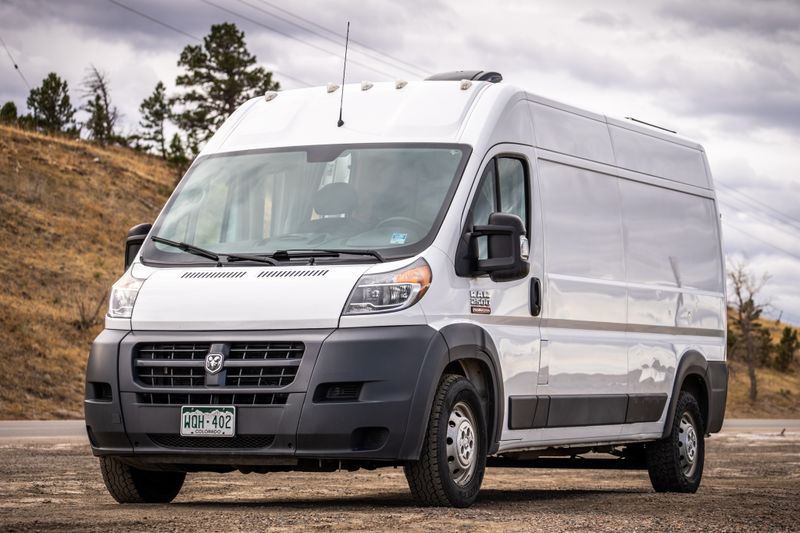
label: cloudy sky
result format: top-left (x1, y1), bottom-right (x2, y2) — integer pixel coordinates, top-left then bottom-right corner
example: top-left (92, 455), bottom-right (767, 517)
top-left (1, 0), bottom-right (799, 323)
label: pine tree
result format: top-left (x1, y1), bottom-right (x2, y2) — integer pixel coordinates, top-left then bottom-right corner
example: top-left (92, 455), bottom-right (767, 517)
top-left (138, 81), bottom-right (170, 158)
top-left (173, 23), bottom-right (279, 153)
top-left (82, 66), bottom-right (119, 145)
top-left (775, 327), bottom-right (798, 373)
top-left (166, 133), bottom-right (190, 181)
top-left (26, 72), bottom-right (77, 133)
top-left (0, 101), bottom-right (17, 123)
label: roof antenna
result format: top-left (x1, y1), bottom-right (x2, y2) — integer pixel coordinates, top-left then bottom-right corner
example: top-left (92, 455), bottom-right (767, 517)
top-left (337, 21), bottom-right (350, 128)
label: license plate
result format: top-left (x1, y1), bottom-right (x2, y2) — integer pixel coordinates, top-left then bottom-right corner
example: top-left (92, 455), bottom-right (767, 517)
top-left (180, 406), bottom-right (236, 437)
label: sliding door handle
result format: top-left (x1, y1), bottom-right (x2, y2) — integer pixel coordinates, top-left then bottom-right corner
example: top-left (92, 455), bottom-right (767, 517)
top-left (530, 277), bottom-right (541, 316)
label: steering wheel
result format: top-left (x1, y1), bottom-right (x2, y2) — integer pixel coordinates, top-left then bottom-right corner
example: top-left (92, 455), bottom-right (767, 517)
top-left (376, 216), bottom-right (427, 233)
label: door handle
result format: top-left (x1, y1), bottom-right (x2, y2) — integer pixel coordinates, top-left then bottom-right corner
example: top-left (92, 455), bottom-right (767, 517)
top-left (530, 277), bottom-right (541, 316)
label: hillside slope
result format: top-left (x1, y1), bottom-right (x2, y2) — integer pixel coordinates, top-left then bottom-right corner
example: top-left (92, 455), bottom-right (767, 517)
top-left (0, 125), bottom-right (797, 419)
top-left (0, 125), bottom-right (173, 418)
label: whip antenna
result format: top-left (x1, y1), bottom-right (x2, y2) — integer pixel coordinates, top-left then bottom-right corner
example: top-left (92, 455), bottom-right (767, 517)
top-left (337, 21), bottom-right (350, 127)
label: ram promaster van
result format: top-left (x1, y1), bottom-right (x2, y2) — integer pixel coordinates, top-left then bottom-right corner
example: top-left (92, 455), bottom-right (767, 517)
top-left (85, 71), bottom-right (727, 507)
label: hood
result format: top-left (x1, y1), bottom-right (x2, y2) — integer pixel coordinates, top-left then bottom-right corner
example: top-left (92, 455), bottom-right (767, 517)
top-left (130, 264), bottom-right (371, 330)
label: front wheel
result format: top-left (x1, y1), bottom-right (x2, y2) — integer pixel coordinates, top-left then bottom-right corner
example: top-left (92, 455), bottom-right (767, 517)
top-left (99, 457), bottom-right (186, 503)
top-left (404, 374), bottom-right (487, 507)
top-left (645, 391), bottom-right (705, 492)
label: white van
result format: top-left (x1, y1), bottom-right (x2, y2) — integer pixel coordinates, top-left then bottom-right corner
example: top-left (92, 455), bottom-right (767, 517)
top-left (85, 71), bottom-right (727, 507)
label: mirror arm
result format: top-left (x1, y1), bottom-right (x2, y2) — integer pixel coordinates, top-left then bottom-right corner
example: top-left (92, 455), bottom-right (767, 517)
top-left (469, 224), bottom-right (514, 238)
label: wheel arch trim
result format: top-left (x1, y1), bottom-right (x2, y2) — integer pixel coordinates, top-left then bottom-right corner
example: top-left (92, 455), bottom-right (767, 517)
top-left (663, 350), bottom-right (710, 438)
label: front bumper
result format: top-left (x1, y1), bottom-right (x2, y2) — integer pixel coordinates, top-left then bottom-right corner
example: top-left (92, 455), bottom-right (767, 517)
top-left (84, 325), bottom-right (446, 465)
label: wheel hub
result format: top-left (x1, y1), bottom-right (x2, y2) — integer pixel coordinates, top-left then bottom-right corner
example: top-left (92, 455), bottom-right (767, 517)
top-left (446, 401), bottom-right (478, 486)
top-left (678, 412), bottom-right (699, 477)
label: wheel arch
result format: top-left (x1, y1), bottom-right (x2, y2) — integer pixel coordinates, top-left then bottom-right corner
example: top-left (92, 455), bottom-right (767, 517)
top-left (663, 350), bottom-right (710, 438)
top-left (438, 323), bottom-right (505, 456)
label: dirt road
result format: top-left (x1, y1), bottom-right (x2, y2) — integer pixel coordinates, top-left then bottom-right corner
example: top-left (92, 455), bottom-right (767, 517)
top-left (1, 425), bottom-right (798, 532)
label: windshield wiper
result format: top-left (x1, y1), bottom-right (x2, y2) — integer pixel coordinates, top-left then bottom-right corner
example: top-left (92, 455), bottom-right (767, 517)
top-left (151, 236), bottom-right (278, 266)
top-left (152, 236), bottom-right (220, 263)
top-left (225, 253), bottom-right (278, 266)
top-left (271, 249), bottom-right (385, 262)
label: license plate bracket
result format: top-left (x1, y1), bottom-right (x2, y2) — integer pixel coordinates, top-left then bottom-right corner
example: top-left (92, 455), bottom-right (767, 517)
top-left (180, 406), bottom-right (236, 437)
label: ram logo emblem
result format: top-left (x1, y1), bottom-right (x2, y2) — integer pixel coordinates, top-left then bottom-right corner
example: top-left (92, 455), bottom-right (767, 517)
top-left (205, 352), bottom-right (224, 375)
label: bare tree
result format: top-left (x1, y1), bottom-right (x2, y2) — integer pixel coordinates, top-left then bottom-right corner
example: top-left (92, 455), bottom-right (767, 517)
top-left (81, 65), bottom-right (119, 145)
top-left (728, 260), bottom-right (770, 402)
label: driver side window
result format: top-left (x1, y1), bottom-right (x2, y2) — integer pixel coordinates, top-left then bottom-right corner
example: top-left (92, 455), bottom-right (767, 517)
top-left (472, 155), bottom-right (529, 258)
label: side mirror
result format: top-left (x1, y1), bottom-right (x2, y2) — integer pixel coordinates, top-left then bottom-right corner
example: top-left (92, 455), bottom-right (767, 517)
top-left (125, 223), bottom-right (152, 271)
top-left (470, 212), bottom-right (530, 282)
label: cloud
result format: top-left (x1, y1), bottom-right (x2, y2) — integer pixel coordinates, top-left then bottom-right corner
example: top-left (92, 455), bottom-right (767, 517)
top-left (1, 0), bottom-right (800, 322)
top-left (660, 0), bottom-right (800, 41)
top-left (578, 9), bottom-right (631, 29)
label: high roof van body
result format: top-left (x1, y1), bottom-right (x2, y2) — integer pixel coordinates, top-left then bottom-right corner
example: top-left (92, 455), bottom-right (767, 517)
top-left (86, 73), bottom-right (727, 507)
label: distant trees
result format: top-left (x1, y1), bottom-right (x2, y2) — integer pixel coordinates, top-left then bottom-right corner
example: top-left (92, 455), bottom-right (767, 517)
top-left (138, 82), bottom-right (170, 158)
top-left (6, 22), bottom-right (280, 172)
top-left (173, 22), bottom-right (279, 154)
top-left (81, 66), bottom-right (119, 145)
top-left (775, 327), bottom-right (798, 373)
top-left (0, 101), bottom-right (17, 123)
top-left (26, 72), bottom-right (77, 133)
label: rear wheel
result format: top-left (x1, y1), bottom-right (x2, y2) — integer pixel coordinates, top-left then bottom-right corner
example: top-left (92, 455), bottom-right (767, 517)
top-left (404, 374), bottom-right (487, 507)
top-left (99, 457), bottom-right (186, 503)
top-left (646, 391), bottom-right (705, 492)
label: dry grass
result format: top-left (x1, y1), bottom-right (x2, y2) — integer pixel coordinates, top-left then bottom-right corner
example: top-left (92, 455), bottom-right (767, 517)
top-left (0, 125), bottom-right (174, 418)
top-left (726, 361), bottom-right (799, 418)
top-left (726, 310), bottom-right (800, 418)
top-left (0, 125), bottom-right (796, 420)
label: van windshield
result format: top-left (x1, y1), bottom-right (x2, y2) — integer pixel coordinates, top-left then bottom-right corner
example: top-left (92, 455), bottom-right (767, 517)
top-left (142, 144), bottom-right (470, 264)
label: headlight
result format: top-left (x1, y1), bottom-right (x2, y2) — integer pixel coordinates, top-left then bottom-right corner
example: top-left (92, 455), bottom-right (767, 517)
top-left (108, 269), bottom-right (144, 318)
top-left (344, 258), bottom-right (432, 315)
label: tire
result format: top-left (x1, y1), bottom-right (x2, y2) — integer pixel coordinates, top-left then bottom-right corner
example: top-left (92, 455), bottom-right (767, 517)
top-left (99, 457), bottom-right (186, 503)
top-left (645, 391), bottom-right (705, 493)
top-left (404, 374), bottom-right (487, 508)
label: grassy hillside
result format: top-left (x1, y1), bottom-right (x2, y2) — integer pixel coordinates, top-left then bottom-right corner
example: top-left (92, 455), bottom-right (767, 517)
top-left (0, 125), bottom-right (797, 419)
top-left (726, 309), bottom-right (800, 418)
top-left (0, 125), bottom-right (173, 418)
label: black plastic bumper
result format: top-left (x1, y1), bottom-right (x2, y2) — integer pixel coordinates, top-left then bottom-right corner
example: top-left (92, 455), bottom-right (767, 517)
top-left (84, 325), bottom-right (448, 464)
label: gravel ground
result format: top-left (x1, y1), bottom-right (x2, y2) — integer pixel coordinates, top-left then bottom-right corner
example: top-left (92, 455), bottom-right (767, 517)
top-left (1, 430), bottom-right (798, 532)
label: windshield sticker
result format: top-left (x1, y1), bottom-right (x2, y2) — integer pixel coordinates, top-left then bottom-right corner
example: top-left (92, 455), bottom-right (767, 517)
top-left (390, 232), bottom-right (408, 245)
top-left (470, 290), bottom-right (491, 315)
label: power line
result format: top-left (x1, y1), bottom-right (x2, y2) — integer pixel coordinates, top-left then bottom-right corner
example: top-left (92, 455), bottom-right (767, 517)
top-left (251, 0), bottom-right (430, 77)
top-left (201, 0), bottom-right (398, 80)
top-left (0, 34), bottom-right (31, 90)
top-left (106, 0), bottom-right (312, 87)
top-left (239, 0), bottom-right (427, 78)
top-left (718, 197), bottom-right (800, 240)
top-left (723, 220), bottom-right (800, 262)
top-left (108, 0), bottom-right (201, 42)
top-left (717, 181), bottom-right (800, 231)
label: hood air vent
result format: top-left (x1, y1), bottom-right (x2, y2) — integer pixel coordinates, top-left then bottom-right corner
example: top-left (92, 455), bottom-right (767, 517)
top-left (257, 269), bottom-right (329, 278)
top-left (181, 271), bottom-right (246, 279)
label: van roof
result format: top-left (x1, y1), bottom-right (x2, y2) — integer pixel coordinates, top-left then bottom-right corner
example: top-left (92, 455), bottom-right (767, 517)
top-left (202, 80), bottom-right (709, 189)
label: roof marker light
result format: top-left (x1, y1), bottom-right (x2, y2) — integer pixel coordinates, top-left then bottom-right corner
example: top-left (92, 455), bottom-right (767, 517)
top-left (395, 80), bottom-right (408, 89)
top-left (460, 80), bottom-right (472, 90)
top-left (326, 83), bottom-right (340, 93)
top-left (264, 91), bottom-right (278, 102)
top-left (361, 80), bottom-right (374, 91)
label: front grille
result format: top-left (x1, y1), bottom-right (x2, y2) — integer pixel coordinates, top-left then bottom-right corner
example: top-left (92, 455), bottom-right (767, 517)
top-left (149, 433), bottom-right (274, 449)
top-left (133, 342), bottom-right (304, 389)
top-left (135, 343), bottom-right (209, 387)
top-left (228, 342), bottom-right (304, 360)
top-left (137, 392), bottom-right (289, 406)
